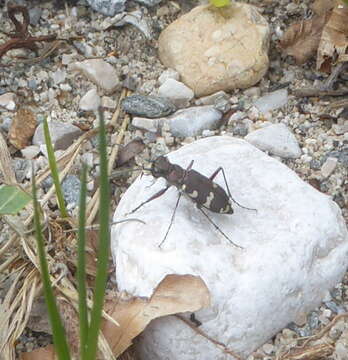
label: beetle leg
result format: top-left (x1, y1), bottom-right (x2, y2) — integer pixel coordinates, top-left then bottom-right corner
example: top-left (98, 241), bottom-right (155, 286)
top-left (199, 208), bottom-right (243, 249)
top-left (158, 192), bottom-right (182, 248)
top-left (127, 185), bottom-right (171, 215)
top-left (210, 167), bottom-right (257, 212)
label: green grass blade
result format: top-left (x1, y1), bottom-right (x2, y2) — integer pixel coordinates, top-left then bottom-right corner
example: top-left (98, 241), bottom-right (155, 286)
top-left (77, 164), bottom-right (89, 358)
top-left (0, 185), bottom-right (32, 215)
top-left (43, 117), bottom-right (68, 218)
top-left (209, 0), bottom-right (230, 7)
top-left (32, 168), bottom-right (71, 360)
top-left (86, 109), bottom-right (110, 360)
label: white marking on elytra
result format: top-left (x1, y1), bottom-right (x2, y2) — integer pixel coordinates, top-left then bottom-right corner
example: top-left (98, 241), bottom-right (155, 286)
top-left (181, 184), bottom-right (186, 191)
top-left (220, 204), bottom-right (231, 213)
top-left (203, 192), bottom-right (214, 208)
top-left (188, 190), bottom-right (198, 198)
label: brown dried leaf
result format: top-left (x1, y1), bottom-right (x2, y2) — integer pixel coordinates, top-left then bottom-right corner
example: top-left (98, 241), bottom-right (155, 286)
top-left (20, 345), bottom-right (56, 360)
top-left (8, 108), bottom-right (37, 149)
top-left (311, 0), bottom-right (334, 16)
top-left (117, 138), bottom-right (145, 166)
top-left (317, 0), bottom-right (348, 72)
top-left (0, 131), bottom-right (16, 184)
top-left (280, 14), bottom-right (330, 64)
top-left (103, 274), bottom-right (211, 357)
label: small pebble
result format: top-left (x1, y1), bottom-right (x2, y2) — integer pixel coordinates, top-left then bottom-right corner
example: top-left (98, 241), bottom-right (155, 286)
top-left (158, 68), bottom-right (180, 85)
top-left (254, 89), bottom-right (288, 114)
top-left (0, 93), bottom-right (17, 111)
top-left (321, 157), bottom-right (338, 178)
top-left (158, 79), bottom-right (194, 108)
top-left (122, 94), bottom-right (176, 118)
top-left (79, 88), bottom-right (101, 111)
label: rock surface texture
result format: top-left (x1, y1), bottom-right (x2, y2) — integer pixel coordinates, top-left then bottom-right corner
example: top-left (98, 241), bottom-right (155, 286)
top-left (112, 136), bottom-right (348, 360)
top-left (158, 4), bottom-right (270, 96)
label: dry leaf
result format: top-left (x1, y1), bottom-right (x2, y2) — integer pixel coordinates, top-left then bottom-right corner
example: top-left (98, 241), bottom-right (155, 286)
top-left (103, 274), bottom-right (211, 357)
top-left (20, 274), bottom-right (210, 359)
top-left (317, 0), bottom-right (348, 72)
top-left (117, 138), bottom-right (145, 166)
top-left (311, 0), bottom-right (334, 16)
top-left (280, 14), bottom-right (330, 64)
top-left (20, 345), bottom-right (56, 360)
top-left (0, 131), bottom-right (16, 184)
top-left (8, 108), bottom-right (37, 149)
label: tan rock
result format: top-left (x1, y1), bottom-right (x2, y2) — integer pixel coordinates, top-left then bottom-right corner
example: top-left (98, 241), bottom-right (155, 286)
top-left (158, 3), bottom-right (270, 96)
top-left (8, 108), bottom-right (37, 149)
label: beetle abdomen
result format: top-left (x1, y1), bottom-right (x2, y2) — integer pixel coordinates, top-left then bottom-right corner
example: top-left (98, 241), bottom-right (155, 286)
top-left (181, 170), bottom-right (233, 214)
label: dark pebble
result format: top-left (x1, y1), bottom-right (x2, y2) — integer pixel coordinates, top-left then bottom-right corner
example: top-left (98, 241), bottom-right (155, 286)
top-left (327, 147), bottom-right (348, 167)
top-left (324, 300), bottom-right (346, 314)
top-left (122, 94), bottom-right (176, 118)
top-left (232, 123), bottom-right (248, 137)
top-left (309, 159), bottom-right (322, 170)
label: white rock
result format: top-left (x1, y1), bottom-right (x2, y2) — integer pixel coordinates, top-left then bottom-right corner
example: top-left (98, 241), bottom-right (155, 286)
top-left (112, 136), bottom-right (348, 360)
top-left (33, 121), bottom-right (82, 150)
top-left (51, 69), bottom-right (66, 85)
top-left (321, 157), bottom-right (338, 178)
top-left (158, 79), bottom-right (194, 107)
top-left (21, 145), bottom-right (40, 160)
top-left (0, 92), bottom-right (17, 111)
top-left (70, 59), bottom-right (120, 94)
top-left (158, 4), bottom-right (270, 96)
top-left (132, 117), bottom-right (162, 133)
top-left (101, 96), bottom-right (117, 109)
top-left (254, 89), bottom-right (288, 113)
top-left (195, 91), bottom-right (230, 106)
top-left (245, 123), bottom-right (301, 159)
top-left (169, 105), bottom-right (222, 137)
top-left (79, 88), bottom-right (101, 111)
top-left (158, 68), bottom-right (180, 85)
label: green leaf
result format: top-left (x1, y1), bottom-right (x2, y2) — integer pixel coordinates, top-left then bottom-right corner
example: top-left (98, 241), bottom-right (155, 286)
top-left (209, 0), bottom-right (230, 7)
top-left (86, 109), bottom-right (110, 360)
top-left (43, 117), bottom-right (68, 218)
top-left (32, 168), bottom-right (71, 360)
top-left (0, 185), bottom-right (32, 215)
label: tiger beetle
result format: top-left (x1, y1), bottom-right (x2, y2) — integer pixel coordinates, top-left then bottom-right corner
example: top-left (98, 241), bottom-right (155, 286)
top-left (127, 156), bottom-right (256, 248)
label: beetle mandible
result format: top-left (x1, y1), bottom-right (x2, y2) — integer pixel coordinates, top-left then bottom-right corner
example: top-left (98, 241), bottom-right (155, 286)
top-left (128, 156), bottom-right (256, 248)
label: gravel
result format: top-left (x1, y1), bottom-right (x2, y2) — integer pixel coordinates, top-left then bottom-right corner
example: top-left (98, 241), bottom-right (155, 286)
top-left (0, 0), bottom-right (346, 358)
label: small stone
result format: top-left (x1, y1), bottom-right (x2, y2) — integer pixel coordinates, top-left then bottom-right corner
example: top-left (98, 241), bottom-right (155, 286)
top-left (79, 88), bottom-right (101, 111)
top-left (158, 69), bottom-right (180, 85)
top-left (132, 117), bottom-right (161, 133)
top-left (21, 145), bottom-right (40, 160)
top-left (158, 79), bottom-right (194, 108)
top-left (13, 158), bottom-right (30, 183)
top-left (310, 159), bottom-right (322, 170)
top-left (327, 147), bottom-right (348, 168)
top-left (321, 157), bottom-right (338, 178)
top-left (332, 122), bottom-right (348, 135)
top-left (335, 341), bottom-right (348, 360)
top-left (33, 121), bottom-right (83, 151)
top-left (195, 91), bottom-right (230, 106)
top-left (233, 123), bottom-right (248, 137)
top-left (0, 117), bottom-right (12, 132)
top-left (254, 89), bottom-right (288, 113)
top-left (262, 343), bottom-right (275, 355)
top-left (62, 54), bottom-right (74, 65)
top-left (28, 79), bottom-right (37, 90)
top-left (228, 111), bottom-right (246, 124)
top-left (168, 105), bottom-right (222, 137)
top-left (70, 59), bottom-right (120, 94)
top-left (244, 87), bottom-right (261, 98)
top-left (86, 0), bottom-right (126, 16)
top-left (51, 69), bottom-right (66, 85)
top-left (122, 94), bottom-right (176, 118)
top-left (29, 7), bottom-right (42, 26)
top-left (0, 93), bottom-right (17, 111)
top-left (245, 123), bottom-right (301, 159)
top-left (62, 175), bottom-right (81, 207)
top-left (8, 109), bottom-right (37, 149)
top-left (101, 96), bottom-right (117, 109)
top-left (134, 0), bottom-right (162, 6)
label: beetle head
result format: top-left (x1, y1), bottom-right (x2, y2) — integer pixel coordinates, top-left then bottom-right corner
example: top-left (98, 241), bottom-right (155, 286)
top-left (151, 156), bottom-right (171, 178)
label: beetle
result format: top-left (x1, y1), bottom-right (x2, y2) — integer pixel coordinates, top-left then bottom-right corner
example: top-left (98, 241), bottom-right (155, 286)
top-left (128, 156), bottom-right (256, 248)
